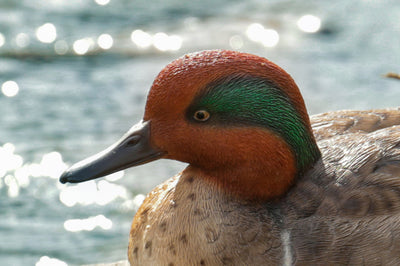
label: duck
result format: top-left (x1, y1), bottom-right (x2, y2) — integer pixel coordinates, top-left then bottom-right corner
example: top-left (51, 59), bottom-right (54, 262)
top-left (60, 50), bottom-right (400, 265)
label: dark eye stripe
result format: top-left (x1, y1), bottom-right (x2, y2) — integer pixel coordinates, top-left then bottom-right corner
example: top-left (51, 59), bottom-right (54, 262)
top-left (186, 74), bottom-right (321, 174)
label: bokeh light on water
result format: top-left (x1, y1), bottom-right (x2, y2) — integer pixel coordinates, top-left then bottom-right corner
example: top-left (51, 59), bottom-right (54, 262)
top-left (16, 33), bottom-right (30, 48)
top-left (64, 215), bottom-right (112, 232)
top-left (246, 23), bottom-right (280, 47)
top-left (94, 0), bottom-right (111, 6)
top-left (36, 256), bottom-right (67, 266)
top-left (297, 15), bottom-right (321, 33)
top-left (97, 34), bottom-right (114, 50)
top-left (131, 29), bottom-right (153, 49)
top-left (73, 38), bottom-right (94, 55)
top-left (1, 81), bottom-right (19, 97)
top-left (0, 144), bottom-right (67, 198)
top-left (59, 179), bottom-right (128, 207)
top-left (54, 40), bottom-right (69, 55)
top-left (0, 33), bottom-right (5, 47)
top-left (36, 23), bottom-right (57, 44)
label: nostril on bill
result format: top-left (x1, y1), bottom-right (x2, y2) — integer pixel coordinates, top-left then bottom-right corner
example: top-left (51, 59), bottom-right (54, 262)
top-left (126, 135), bottom-right (141, 146)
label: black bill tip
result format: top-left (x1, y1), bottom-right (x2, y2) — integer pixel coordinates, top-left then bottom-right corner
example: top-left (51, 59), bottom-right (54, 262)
top-left (59, 174), bottom-right (68, 184)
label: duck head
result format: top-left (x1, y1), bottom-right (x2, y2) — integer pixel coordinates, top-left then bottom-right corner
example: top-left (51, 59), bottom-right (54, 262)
top-left (60, 50), bottom-right (321, 201)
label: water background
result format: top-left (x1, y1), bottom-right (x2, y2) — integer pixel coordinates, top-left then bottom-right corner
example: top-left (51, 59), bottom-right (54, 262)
top-left (1, 0), bottom-right (399, 265)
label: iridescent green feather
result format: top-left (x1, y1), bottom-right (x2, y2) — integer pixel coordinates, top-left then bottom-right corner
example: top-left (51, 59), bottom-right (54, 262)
top-left (189, 75), bottom-right (321, 174)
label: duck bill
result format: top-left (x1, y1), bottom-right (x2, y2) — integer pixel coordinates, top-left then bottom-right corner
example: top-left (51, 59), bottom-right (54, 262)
top-left (59, 120), bottom-right (164, 184)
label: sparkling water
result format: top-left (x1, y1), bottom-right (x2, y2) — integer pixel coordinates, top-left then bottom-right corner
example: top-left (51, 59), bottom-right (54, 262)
top-left (1, 0), bottom-right (399, 265)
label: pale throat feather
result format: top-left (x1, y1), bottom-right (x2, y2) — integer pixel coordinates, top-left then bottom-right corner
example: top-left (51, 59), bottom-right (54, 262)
top-left (128, 167), bottom-right (285, 265)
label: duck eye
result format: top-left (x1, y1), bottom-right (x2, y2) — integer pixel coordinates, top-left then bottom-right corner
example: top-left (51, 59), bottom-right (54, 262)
top-left (193, 110), bottom-right (210, 122)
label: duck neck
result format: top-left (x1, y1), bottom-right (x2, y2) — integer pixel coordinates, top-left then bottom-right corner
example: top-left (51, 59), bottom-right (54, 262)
top-left (188, 147), bottom-right (297, 202)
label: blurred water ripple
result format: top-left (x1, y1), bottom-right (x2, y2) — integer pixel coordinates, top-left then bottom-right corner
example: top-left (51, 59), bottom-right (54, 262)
top-left (1, 0), bottom-right (399, 265)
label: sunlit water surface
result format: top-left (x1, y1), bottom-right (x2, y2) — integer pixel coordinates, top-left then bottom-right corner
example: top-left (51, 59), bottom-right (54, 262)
top-left (1, 0), bottom-right (399, 265)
